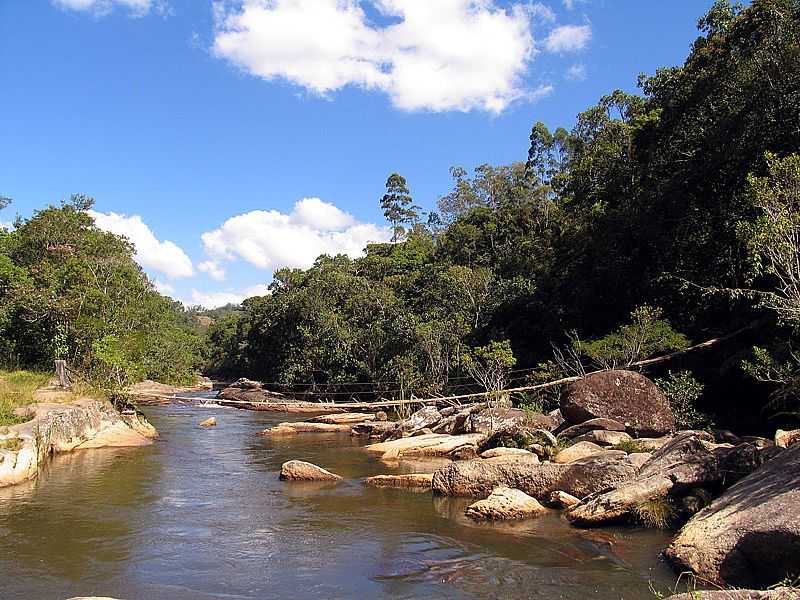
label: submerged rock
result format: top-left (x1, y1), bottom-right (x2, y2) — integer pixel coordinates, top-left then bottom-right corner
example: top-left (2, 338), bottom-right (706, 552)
top-left (279, 460), bottom-right (342, 481)
top-left (465, 486), bottom-right (548, 521)
top-left (665, 444), bottom-right (800, 589)
top-left (560, 370), bottom-right (675, 436)
top-left (363, 474), bottom-right (433, 490)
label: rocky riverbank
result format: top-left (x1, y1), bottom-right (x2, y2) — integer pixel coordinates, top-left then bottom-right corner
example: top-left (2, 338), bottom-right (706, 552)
top-left (268, 369), bottom-right (800, 595)
top-left (0, 398), bottom-right (158, 487)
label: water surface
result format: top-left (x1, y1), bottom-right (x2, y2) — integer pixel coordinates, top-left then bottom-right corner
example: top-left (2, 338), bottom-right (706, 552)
top-left (0, 401), bottom-right (680, 599)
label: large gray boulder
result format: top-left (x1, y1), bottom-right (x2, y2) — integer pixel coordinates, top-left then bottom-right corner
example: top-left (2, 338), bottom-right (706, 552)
top-left (561, 370), bottom-right (675, 436)
top-left (567, 431), bottom-right (765, 527)
top-left (665, 445), bottom-right (800, 589)
top-left (431, 452), bottom-right (641, 500)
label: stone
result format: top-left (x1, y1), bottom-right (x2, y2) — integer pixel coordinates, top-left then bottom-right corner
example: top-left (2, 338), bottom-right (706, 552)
top-left (432, 452), bottom-right (641, 500)
top-left (199, 417), bottom-right (217, 428)
top-left (363, 474), bottom-right (433, 489)
top-left (549, 490), bottom-right (581, 508)
top-left (554, 441), bottom-right (607, 464)
top-left (558, 418), bottom-right (627, 439)
top-left (573, 430), bottom-right (633, 447)
top-left (665, 444), bottom-right (800, 589)
top-left (465, 486), bottom-right (549, 521)
top-left (567, 432), bottom-right (766, 527)
top-left (635, 436), bottom-right (673, 451)
top-left (560, 370), bottom-right (676, 436)
top-left (400, 406), bottom-right (442, 434)
top-left (666, 590), bottom-right (800, 600)
top-left (776, 429), bottom-right (800, 449)
top-left (279, 460), bottom-right (342, 481)
top-left (308, 413), bottom-right (376, 425)
top-left (375, 411), bottom-right (388, 421)
top-left (480, 447), bottom-right (534, 459)
top-left (351, 421), bottom-right (396, 438)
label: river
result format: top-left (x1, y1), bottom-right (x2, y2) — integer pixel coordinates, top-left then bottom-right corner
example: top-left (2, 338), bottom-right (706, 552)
top-left (0, 399), bottom-right (679, 599)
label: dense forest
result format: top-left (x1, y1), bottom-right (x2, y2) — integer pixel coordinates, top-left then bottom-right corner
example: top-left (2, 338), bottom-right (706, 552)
top-left (2, 0), bottom-right (799, 431)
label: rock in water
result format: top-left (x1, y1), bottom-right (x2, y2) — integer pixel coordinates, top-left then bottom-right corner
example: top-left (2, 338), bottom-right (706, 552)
top-left (279, 460), bottom-right (342, 481)
top-left (465, 486), bottom-right (548, 520)
top-left (363, 474), bottom-right (433, 489)
top-left (560, 370), bottom-right (676, 436)
top-left (550, 490), bottom-right (581, 508)
top-left (199, 417), bottom-right (217, 428)
top-left (665, 444), bottom-right (800, 589)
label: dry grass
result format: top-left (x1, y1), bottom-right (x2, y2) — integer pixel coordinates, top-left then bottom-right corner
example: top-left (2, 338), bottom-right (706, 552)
top-left (635, 497), bottom-right (676, 529)
top-left (0, 370), bottom-right (52, 425)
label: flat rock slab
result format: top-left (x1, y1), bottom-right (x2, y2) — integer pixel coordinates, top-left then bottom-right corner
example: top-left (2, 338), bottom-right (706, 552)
top-left (573, 430), bottom-right (633, 447)
top-left (554, 441), bottom-right (607, 464)
top-left (363, 474), bottom-right (433, 489)
top-left (279, 460), bottom-right (342, 481)
top-left (480, 447), bottom-right (534, 459)
top-left (263, 422), bottom-right (352, 435)
top-left (365, 433), bottom-right (486, 460)
top-left (308, 413), bottom-right (376, 425)
top-left (465, 486), bottom-right (548, 520)
top-left (558, 418), bottom-right (627, 439)
top-left (199, 417), bottom-right (217, 428)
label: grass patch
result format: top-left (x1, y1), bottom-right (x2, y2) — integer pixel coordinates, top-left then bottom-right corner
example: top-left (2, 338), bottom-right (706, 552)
top-left (0, 370), bottom-right (51, 426)
top-left (635, 497), bottom-right (676, 529)
top-left (0, 437), bottom-right (23, 451)
top-left (614, 439), bottom-right (649, 454)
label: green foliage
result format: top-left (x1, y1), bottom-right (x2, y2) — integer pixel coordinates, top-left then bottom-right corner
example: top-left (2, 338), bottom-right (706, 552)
top-left (575, 306), bottom-right (690, 369)
top-left (614, 439), bottom-right (649, 454)
top-left (656, 371), bottom-right (710, 429)
top-left (462, 340), bottom-right (516, 393)
top-left (0, 370), bottom-right (50, 425)
top-left (634, 497), bottom-right (676, 529)
top-left (741, 345), bottom-right (800, 418)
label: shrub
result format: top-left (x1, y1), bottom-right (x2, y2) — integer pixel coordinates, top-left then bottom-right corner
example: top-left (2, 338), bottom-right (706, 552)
top-left (656, 370), bottom-right (710, 430)
top-left (635, 497), bottom-right (676, 529)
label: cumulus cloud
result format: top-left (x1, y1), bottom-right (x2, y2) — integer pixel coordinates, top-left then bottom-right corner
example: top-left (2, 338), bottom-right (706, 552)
top-left (201, 197), bottom-right (391, 273)
top-left (198, 260), bottom-right (227, 281)
top-left (187, 284), bottom-right (270, 309)
top-left (212, 0), bottom-right (544, 113)
top-left (544, 24), bottom-right (591, 53)
top-left (566, 63), bottom-right (587, 81)
top-left (89, 210), bottom-right (194, 279)
top-left (52, 0), bottom-right (166, 16)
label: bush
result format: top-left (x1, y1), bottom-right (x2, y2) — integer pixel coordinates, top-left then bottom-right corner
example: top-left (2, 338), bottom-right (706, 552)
top-left (656, 370), bottom-right (710, 430)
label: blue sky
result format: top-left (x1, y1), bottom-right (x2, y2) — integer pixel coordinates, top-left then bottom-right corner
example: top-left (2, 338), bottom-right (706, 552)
top-left (1, 0), bottom-right (717, 307)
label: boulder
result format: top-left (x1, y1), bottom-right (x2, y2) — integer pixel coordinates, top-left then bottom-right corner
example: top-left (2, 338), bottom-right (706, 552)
top-left (400, 406), bottom-right (442, 434)
top-left (366, 433), bottom-right (486, 460)
top-left (351, 421), bottom-right (396, 438)
top-left (465, 486), bottom-right (548, 521)
top-left (363, 474), bottom-right (433, 490)
top-left (480, 447), bottom-right (534, 459)
top-left (669, 586), bottom-right (800, 599)
top-left (665, 444), bottom-right (800, 589)
top-left (573, 430), bottom-right (633, 447)
top-left (217, 380), bottom-right (286, 404)
top-left (560, 370), bottom-right (676, 436)
top-left (308, 413), bottom-right (376, 425)
top-left (199, 417), bottom-right (217, 428)
top-left (432, 452), bottom-right (641, 500)
top-left (279, 460), bottom-right (342, 482)
top-left (549, 490), bottom-right (581, 509)
top-left (558, 418), bottom-right (627, 439)
top-left (553, 441), bottom-right (608, 464)
top-left (567, 432), bottom-right (767, 527)
top-left (776, 429), bottom-right (800, 449)
top-left (469, 406), bottom-right (557, 434)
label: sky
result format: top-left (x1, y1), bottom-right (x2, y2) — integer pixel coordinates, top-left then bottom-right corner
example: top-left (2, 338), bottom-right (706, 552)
top-left (0, 0), bottom-right (718, 308)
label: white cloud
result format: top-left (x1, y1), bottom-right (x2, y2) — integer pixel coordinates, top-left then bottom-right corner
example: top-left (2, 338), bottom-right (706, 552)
top-left (198, 260), bottom-right (227, 282)
top-left (563, 0), bottom-right (589, 10)
top-left (154, 279), bottom-right (176, 295)
top-left (89, 210), bottom-right (194, 279)
top-left (201, 197), bottom-right (391, 273)
top-left (52, 0), bottom-right (166, 16)
top-left (544, 24), bottom-right (591, 53)
top-left (187, 285), bottom-right (270, 309)
top-left (212, 0), bottom-right (544, 113)
top-left (566, 63), bottom-right (587, 81)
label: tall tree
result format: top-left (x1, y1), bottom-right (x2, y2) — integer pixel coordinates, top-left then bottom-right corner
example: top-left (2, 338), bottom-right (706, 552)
top-left (381, 173), bottom-right (419, 242)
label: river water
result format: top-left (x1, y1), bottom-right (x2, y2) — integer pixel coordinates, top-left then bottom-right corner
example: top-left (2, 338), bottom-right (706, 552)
top-left (0, 401), bottom-right (680, 599)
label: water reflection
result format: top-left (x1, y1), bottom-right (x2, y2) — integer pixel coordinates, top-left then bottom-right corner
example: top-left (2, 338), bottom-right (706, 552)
top-left (0, 404), bottom-right (680, 599)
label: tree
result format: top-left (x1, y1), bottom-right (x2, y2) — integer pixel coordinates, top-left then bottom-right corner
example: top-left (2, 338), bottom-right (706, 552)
top-left (381, 173), bottom-right (419, 242)
top-left (462, 340), bottom-right (516, 394)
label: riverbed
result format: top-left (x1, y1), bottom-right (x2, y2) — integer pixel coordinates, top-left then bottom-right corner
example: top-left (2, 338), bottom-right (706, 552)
top-left (0, 401), bottom-right (679, 599)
